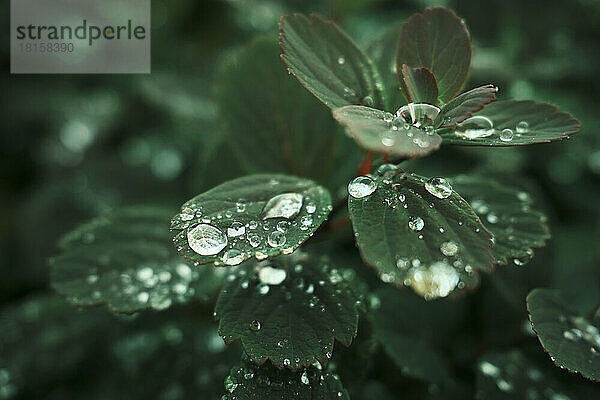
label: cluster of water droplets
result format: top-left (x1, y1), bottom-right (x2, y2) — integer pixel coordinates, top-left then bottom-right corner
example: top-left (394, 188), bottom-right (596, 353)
top-left (455, 116), bottom-right (530, 143)
top-left (379, 103), bottom-right (443, 149)
top-left (172, 182), bottom-right (330, 265)
top-left (216, 252), bottom-right (363, 368)
top-left (560, 314), bottom-right (600, 357)
top-left (478, 353), bottom-right (572, 400)
top-left (221, 359), bottom-right (344, 399)
top-left (78, 260), bottom-right (207, 311)
top-left (349, 166), bottom-right (480, 299)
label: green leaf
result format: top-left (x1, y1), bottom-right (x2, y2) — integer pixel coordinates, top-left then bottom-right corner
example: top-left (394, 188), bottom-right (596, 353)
top-left (221, 356), bottom-right (349, 400)
top-left (440, 85), bottom-right (498, 127)
top-left (475, 350), bottom-right (575, 399)
top-left (0, 295), bottom-right (240, 400)
top-left (279, 14), bottom-right (384, 109)
top-left (347, 166), bottom-right (493, 299)
top-left (214, 251), bottom-right (361, 369)
top-left (217, 37), bottom-right (352, 186)
top-left (440, 100), bottom-right (581, 146)
top-left (366, 24), bottom-right (404, 110)
top-left (527, 288), bottom-right (600, 382)
top-left (450, 175), bottom-right (550, 265)
top-left (369, 288), bottom-right (463, 383)
top-left (401, 65), bottom-right (439, 105)
top-left (171, 175), bottom-right (332, 266)
top-left (50, 206), bottom-right (222, 313)
top-left (396, 8), bottom-right (471, 104)
top-left (332, 106), bottom-right (442, 157)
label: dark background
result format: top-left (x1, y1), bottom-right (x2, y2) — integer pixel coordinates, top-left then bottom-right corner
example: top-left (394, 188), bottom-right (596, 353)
top-left (1, 0), bottom-right (599, 398)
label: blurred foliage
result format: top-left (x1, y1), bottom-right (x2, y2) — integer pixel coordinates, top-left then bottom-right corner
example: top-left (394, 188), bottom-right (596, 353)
top-left (2, 0), bottom-right (600, 398)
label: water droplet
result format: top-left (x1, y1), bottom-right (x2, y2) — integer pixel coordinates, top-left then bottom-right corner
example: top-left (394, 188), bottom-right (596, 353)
top-left (283, 358), bottom-right (291, 366)
top-left (258, 266), bottom-right (287, 285)
top-left (236, 199), bottom-right (246, 212)
top-left (381, 131), bottom-right (395, 147)
top-left (301, 371), bottom-right (310, 385)
top-left (187, 224), bottom-right (227, 255)
top-left (409, 261), bottom-right (459, 299)
top-left (225, 375), bottom-right (238, 393)
top-left (500, 128), bottom-right (514, 142)
top-left (249, 320), bottom-right (261, 331)
top-left (277, 221), bottom-right (291, 233)
top-left (496, 379), bottom-right (513, 392)
top-left (337, 57), bottom-right (345, 65)
top-left (300, 215), bottom-right (313, 228)
top-left (137, 266), bottom-right (154, 281)
top-left (395, 103), bottom-right (442, 129)
top-left (486, 213), bottom-right (499, 224)
top-left (455, 116), bottom-right (494, 139)
top-left (137, 291), bottom-right (149, 303)
top-left (516, 121), bottom-right (529, 134)
top-left (257, 283), bottom-right (270, 295)
top-left (268, 231), bottom-right (286, 247)
top-left (348, 176), bottom-right (377, 199)
top-left (513, 249), bottom-right (534, 266)
top-left (440, 241), bottom-right (459, 256)
top-left (425, 177), bottom-right (453, 199)
top-left (248, 234), bottom-right (261, 248)
top-left (408, 216), bottom-right (424, 231)
top-left (227, 222), bottom-right (246, 237)
top-left (306, 202), bottom-right (317, 214)
top-left (263, 193), bottom-right (304, 220)
top-left (479, 361), bottom-right (500, 377)
top-left (383, 112), bottom-right (394, 123)
top-left (222, 249), bottom-right (245, 266)
top-left (362, 95), bottom-right (374, 106)
top-left (563, 328), bottom-right (582, 341)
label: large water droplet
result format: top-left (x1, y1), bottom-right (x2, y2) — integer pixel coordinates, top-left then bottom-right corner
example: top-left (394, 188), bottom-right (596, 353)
top-left (222, 249), bottom-right (244, 266)
top-left (262, 193), bottom-right (304, 220)
top-left (396, 103), bottom-right (442, 129)
top-left (408, 216), bottom-right (424, 231)
top-left (409, 261), bottom-right (459, 299)
top-left (348, 176), bottom-right (377, 198)
top-left (258, 266), bottom-right (287, 285)
top-left (187, 224), bottom-right (227, 255)
top-left (425, 177), bottom-right (453, 199)
top-left (267, 231), bottom-right (286, 247)
top-left (455, 116), bottom-right (494, 139)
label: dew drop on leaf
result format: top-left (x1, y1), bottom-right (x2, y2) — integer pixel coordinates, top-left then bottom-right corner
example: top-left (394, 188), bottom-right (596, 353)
top-left (262, 193), bottom-right (304, 220)
top-left (395, 103), bottom-right (442, 129)
top-left (455, 116), bottom-right (494, 139)
top-left (513, 249), bottom-right (534, 266)
top-left (267, 231), bottom-right (286, 247)
top-left (500, 128), bottom-right (514, 142)
top-left (248, 234), bottom-right (261, 248)
top-left (348, 176), bottom-right (377, 198)
top-left (408, 216), bottom-right (425, 231)
top-left (408, 261), bottom-right (459, 299)
top-left (227, 222), bottom-right (246, 237)
top-left (425, 177), bottom-right (453, 199)
top-left (249, 320), bottom-right (261, 331)
top-left (187, 224), bottom-right (227, 255)
top-left (516, 120), bottom-right (529, 133)
top-left (440, 241), bottom-right (459, 256)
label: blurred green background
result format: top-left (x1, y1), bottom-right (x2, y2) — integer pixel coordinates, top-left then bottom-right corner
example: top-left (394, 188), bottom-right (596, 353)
top-left (2, 0), bottom-right (600, 398)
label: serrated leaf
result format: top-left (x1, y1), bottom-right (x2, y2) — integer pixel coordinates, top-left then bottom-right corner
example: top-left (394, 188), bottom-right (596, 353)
top-left (527, 288), bottom-right (600, 382)
top-left (396, 8), bottom-right (471, 104)
top-left (440, 100), bottom-right (581, 145)
top-left (440, 85), bottom-right (498, 127)
top-left (171, 175), bottom-right (332, 266)
top-left (475, 350), bottom-right (575, 400)
top-left (347, 166), bottom-right (493, 299)
top-left (217, 37), bottom-right (351, 185)
top-left (279, 14), bottom-right (384, 109)
top-left (401, 65), bottom-right (439, 105)
top-left (366, 24), bottom-right (404, 110)
top-left (332, 105), bottom-right (442, 157)
top-left (450, 175), bottom-right (549, 265)
top-left (50, 206), bottom-right (222, 313)
top-left (369, 288), bottom-right (464, 383)
top-left (0, 295), bottom-right (240, 400)
top-left (214, 251), bottom-right (361, 369)
top-left (221, 356), bottom-right (349, 400)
